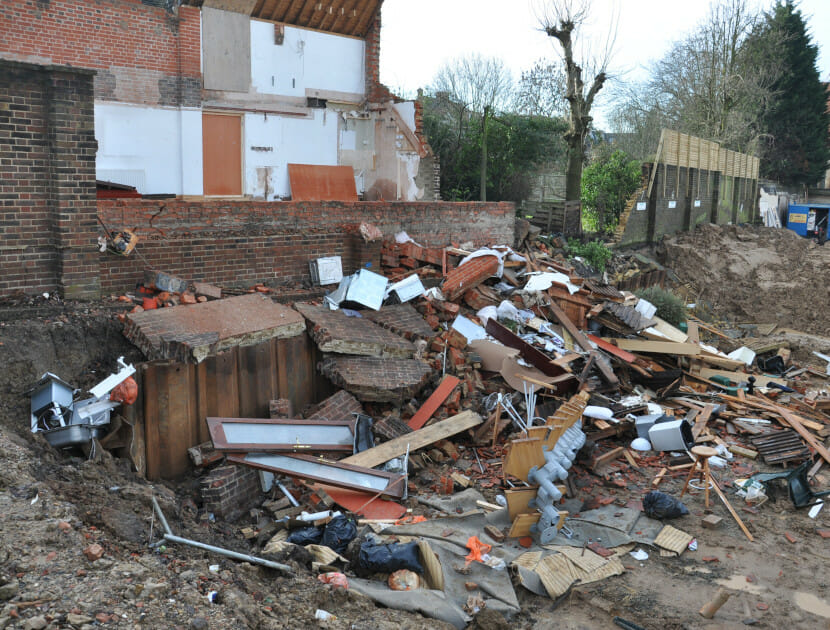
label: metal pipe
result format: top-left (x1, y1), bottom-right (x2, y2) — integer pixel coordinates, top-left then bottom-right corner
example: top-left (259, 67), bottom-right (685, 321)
top-left (151, 497), bottom-right (292, 574)
top-left (277, 481), bottom-right (299, 507)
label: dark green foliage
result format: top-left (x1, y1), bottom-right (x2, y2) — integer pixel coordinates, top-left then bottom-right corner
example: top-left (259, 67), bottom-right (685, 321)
top-left (566, 238), bottom-right (613, 272)
top-left (752, 1), bottom-right (830, 185)
top-left (635, 287), bottom-right (686, 326)
top-left (421, 92), bottom-right (568, 202)
top-left (580, 148), bottom-right (641, 234)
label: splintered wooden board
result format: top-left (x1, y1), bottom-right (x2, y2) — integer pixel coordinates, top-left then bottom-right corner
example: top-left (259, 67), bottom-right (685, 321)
top-left (507, 512), bottom-right (541, 538)
top-left (503, 438), bottom-right (544, 481)
top-left (698, 367), bottom-right (788, 387)
top-left (342, 410), bottom-right (481, 469)
top-left (603, 339), bottom-right (701, 356)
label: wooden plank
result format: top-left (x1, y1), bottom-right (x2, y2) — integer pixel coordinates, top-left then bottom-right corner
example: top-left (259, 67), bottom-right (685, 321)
top-left (507, 513), bottom-right (540, 538)
top-left (548, 298), bottom-right (592, 352)
top-left (604, 339), bottom-right (702, 356)
top-left (623, 449), bottom-right (640, 469)
top-left (408, 375), bottom-right (461, 430)
top-left (142, 364), bottom-right (161, 480)
top-left (506, 487), bottom-right (539, 521)
top-left (592, 446), bottom-right (624, 472)
top-left (692, 404), bottom-right (715, 439)
top-left (641, 316), bottom-right (689, 343)
top-left (485, 318), bottom-right (564, 378)
top-left (697, 367), bottom-right (788, 387)
top-left (778, 408), bottom-right (830, 466)
top-left (503, 438), bottom-right (544, 481)
top-left (341, 410), bottom-right (482, 469)
top-left (587, 334), bottom-right (637, 363)
top-left (652, 467), bottom-right (667, 487)
top-left (711, 473), bottom-right (754, 542)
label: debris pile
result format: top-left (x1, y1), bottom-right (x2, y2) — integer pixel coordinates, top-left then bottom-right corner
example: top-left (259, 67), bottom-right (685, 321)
top-left (20, 224), bottom-right (830, 627)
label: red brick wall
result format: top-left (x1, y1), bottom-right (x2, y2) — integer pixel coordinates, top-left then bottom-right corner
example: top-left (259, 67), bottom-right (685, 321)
top-left (0, 0), bottom-right (201, 106)
top-left (97, 199), bottom-right (515, 293)
top-left (0, 60), bottom-right (99, 299)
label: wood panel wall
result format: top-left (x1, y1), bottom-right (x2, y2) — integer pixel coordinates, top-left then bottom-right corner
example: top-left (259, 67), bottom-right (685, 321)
top-left (133, 332), bottom-right (330, 480)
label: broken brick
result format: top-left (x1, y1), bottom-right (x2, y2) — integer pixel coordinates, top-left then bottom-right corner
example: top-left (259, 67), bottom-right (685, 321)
top-left (442, 255), bottom-right (500, 301)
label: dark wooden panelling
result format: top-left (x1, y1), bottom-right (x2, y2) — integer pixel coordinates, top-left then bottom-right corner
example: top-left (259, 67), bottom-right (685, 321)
top-left (142, 334), bottom-right (321, 480)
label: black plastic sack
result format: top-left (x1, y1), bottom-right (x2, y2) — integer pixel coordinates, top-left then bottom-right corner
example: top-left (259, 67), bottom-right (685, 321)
top-left (642, 490), bottom-right (689, 519)
top-left (287, 526), bottom-right (323, 546)
top-left (320, 516), bottom-right (357, 554)
top-left (358, 540), bottom-right (423, 574)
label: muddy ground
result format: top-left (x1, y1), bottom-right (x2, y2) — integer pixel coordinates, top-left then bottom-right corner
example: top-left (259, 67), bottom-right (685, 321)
top-left (658, 223), bottom-right (830, 337)
top-left (3, 225), bottom-right (830, 629)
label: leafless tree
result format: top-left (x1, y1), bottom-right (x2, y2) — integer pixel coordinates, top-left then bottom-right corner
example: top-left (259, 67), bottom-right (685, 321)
top-left (432, 55), bottom-right (514, 200)
top-left (611, 0), bottom-right (786, 156)
top-left (537, 0), bottom-right (617, 201)
top-left (513, 59), bottom-right (568, 118)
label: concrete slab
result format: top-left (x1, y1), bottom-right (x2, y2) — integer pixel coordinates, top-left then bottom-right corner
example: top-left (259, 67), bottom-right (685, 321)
top-left (364, 303), bottom-right (436, 340)
top-left (294, 303), bottom-right (414, 358)
top-left (123, 294), bottom-right (305, 363)
top-left (319, 355), bottom-right (432, 403)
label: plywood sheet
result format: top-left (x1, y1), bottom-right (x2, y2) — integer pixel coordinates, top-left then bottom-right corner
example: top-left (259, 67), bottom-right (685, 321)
top-left (288, 164), bottom-right (358, 201)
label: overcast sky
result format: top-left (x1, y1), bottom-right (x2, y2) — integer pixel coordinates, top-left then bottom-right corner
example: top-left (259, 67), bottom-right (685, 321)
top-left (379, 0), bottom-right (830, 127)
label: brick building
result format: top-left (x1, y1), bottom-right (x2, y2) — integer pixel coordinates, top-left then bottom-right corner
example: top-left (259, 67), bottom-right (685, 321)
top-left (0, 1), bottom-right (514, 299)
top-left (0, 0), bottom-right (433, 201)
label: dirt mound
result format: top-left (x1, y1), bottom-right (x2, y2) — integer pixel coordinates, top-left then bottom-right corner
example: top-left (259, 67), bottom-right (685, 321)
top-left (657, 224), bottom-right (830, 334)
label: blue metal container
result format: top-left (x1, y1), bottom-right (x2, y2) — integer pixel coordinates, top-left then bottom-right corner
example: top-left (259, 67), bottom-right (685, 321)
top-left (786, 203), bottom-right (830, 240)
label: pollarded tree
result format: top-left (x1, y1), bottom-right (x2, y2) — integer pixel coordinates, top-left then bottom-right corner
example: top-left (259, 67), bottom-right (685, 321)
top-left (539, 0), bottom-right (615, 202)
top-left (751, 0), bottom-right (830, 185)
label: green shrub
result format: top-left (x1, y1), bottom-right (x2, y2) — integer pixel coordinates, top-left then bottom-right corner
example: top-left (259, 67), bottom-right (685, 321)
top-left (635, 287), bottom-right (686, 326)
top-left (566, 238), bottom-right (613, 272)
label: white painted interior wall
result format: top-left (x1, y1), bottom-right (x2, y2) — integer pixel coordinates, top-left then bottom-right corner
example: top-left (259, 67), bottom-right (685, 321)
top-left (250, 21), bottom-right (365, 97)
top-left (244, 108), bottom-right (339, 199)
top-left (94, 103), bottom-right (203, 195)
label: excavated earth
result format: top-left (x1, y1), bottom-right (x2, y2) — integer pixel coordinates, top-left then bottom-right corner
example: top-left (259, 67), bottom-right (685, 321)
top-left (657, 223), bottom-right (830, 336)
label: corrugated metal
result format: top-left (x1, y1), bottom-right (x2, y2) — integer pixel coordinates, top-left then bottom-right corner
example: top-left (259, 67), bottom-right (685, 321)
top-left (141, 333), bottom-right (330, 479)
top-left (287, 164), bottom-right (358, 201)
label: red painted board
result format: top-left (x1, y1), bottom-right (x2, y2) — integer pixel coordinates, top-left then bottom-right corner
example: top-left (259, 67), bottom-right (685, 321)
top-left (587, 334), bottom-right (637, 364)
top-left (317, 485), bottom-right (406, 520)
top-left (407, 375), bottom-right (461, 430)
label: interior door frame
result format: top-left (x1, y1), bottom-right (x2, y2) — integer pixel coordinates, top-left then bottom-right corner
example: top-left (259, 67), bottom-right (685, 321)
top-left (202, 110), bottom-right (245, 198)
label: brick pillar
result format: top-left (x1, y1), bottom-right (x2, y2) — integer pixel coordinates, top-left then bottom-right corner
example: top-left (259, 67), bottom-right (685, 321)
top-left (47, 67), bottom-right (100, 300)
top-left (364, 2), bottom-right (394, 103)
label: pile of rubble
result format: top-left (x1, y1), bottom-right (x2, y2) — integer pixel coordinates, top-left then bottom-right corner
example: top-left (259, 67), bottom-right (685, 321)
top-left (27, 227), bottom-right (830, 627)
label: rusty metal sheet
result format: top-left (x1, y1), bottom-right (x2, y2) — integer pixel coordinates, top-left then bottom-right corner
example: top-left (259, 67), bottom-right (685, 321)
top-left (287, 164), bottom-right (358, 201)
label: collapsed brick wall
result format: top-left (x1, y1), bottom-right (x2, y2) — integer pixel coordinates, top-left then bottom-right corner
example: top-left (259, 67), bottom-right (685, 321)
top-left (200, 464), bottom-right (261, 521)
top-left (97, 199), bottom-right (515, 293)
top-left (0, 0), bottom-right (201, 107)
top-left (0, 60), bottom-right (99, 298)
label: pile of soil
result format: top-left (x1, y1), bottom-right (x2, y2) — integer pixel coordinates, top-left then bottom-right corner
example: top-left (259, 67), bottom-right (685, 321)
top-left (657, 224), bottom-right (830, 335)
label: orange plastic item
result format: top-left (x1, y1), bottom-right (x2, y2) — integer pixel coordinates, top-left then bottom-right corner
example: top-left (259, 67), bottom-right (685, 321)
top-left (388, 569), bottom-right (420, 591)
top-left (110, 376), bottom-right (138, 405)
top-left (394, 515), bottom-right (427, 526)
top-left (318, 572), bottom-right (349, 589)
top-left (464, 536), bottom-right (492, 565)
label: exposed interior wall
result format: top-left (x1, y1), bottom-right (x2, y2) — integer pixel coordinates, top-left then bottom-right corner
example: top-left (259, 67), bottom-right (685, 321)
top-left (0, 61), bottom-right (99, 299)
top-left (96, 104), bottom-right (203, 195)
top-left (202, 7), bottom-right (251, 92)
top-left (250, 20), bottom-right (365, 99)
top-left (244, 108), bottom-right (339, 200)
top-left (97, 199), bottom-right (515, 293)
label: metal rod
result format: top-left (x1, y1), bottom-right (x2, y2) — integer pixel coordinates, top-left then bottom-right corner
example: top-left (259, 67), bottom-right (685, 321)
top-left (151, 497), bottom-right (292, 574)
top-left (277, 481), bottom-right (299, 507)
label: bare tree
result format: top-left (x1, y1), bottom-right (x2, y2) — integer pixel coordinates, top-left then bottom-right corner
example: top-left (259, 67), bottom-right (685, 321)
top-left (538, 0), bottom-right (616, 201)
top-left (432, 55), bottom-right (514, 201)
top-left (513, 59), bottom-right (568, 118)
top-left (612, 0), bottom-right (786, 156)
